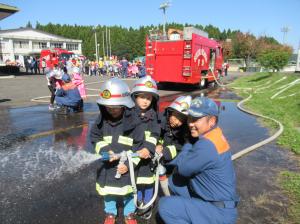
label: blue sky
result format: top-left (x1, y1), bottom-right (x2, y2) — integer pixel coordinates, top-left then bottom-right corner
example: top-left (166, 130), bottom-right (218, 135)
top-left (1, 0), bottom-right (299, 52)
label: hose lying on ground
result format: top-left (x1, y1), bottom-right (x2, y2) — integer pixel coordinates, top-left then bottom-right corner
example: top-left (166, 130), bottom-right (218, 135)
top-left (210, 69), bottom-right (284, 161)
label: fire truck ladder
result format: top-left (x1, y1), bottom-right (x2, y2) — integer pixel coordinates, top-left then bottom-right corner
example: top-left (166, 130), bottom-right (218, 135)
top-left (182, 40), bottom-right (192, 77)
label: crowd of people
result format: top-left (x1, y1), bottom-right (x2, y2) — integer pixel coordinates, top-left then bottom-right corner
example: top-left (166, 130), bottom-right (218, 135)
top-left (89, 76), bottom-right (239, 224)
top-left (84, 57), bottom-right (146, 78)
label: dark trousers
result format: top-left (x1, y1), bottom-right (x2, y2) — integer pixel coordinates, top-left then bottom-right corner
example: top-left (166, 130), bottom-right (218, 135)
top-left (48, 85), bottom-right (56, 104)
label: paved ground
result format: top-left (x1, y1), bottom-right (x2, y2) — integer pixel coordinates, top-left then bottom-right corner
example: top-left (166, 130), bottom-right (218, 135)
top-left (0, 72), bottom-right (243, 108)
top-left (1, 71), bottom-right (299, 224)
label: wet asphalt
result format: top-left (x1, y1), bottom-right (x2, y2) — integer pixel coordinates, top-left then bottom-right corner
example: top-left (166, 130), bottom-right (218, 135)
top-left (0, 73), bottom-right (299, 224)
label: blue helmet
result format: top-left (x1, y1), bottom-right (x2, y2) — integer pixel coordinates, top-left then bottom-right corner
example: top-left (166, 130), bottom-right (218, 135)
top-left (188, 97), bottom-right (219, 118)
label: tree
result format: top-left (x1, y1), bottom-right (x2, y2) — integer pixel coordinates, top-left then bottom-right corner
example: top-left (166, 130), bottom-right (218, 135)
top-left (255, 36), bottom-right (282, 56)
top-left (26, 21), bottom-right (32, 28)
top-left (257, 49), bottom-right (291, 72)
top-left (221, 39), bottom-right (233, 60)
top-left (204, 24), bottom-right (221, 39)
top-left (232, 32), bottom-right (257, 68)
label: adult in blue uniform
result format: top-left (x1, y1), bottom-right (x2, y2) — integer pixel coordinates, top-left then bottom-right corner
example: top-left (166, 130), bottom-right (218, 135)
top-left (55, 73), bottom-right (82, 114)
top-left (158, 97), bottom-right (239, 224)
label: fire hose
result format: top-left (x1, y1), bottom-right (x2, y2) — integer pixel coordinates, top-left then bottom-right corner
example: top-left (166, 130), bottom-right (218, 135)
top-left (210, 68), bottom-right (284, 160)
top-left (127, 152), bottom-right (167, 210)
top-left (98, 151), bottom-right (165, 210)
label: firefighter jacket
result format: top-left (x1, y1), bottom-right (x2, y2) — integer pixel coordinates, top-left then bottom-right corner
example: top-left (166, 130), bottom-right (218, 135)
top-left (158, 112), bottom-right (190, 162)
top-left (169, 126), bottom-right (239, 203)
top-left (90, 108), bottom-right (143, 196)
top-left (133, 107), bottom-right (160, 185)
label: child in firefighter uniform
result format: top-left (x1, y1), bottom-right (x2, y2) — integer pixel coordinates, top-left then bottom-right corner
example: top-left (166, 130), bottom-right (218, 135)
top-left (158, 97), bottom-right (239, 224)
top-left (45, 67), bottom-right (63, 111)
top-left (131, 76), bottom-right (160, 219)
top-left (90, 78), bottom-right (142, 224)
top-left (155, 95), bottom-right (192, 164)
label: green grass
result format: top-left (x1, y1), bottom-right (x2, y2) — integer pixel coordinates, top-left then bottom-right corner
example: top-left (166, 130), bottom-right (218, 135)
top-left (279, 171), bottom-right (300, 223)
top-left (230, 72), bottom-right (300, 154)
top-left (230, 72), bottom-right (300, 223)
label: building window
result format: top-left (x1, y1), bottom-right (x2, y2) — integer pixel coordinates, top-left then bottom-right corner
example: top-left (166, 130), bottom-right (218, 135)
top-left (33, 42), bottom-right (47, 49)
top-left (13, 40), bottom-right (29, 49)
top-left (50, 42), bottom-right (63, 48)
top-left (66, 43), bottom-right (78, 51)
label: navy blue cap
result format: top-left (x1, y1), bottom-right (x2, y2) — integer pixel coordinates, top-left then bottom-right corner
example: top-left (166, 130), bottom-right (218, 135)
top-left (188, 97), bottom-right (219, 117)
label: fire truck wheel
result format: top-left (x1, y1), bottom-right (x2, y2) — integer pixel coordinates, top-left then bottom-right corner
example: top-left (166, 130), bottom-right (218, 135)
top-left (199, 78), bottom-right (207, 89)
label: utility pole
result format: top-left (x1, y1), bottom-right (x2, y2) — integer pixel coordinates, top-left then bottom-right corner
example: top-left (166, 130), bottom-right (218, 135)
top-left (109, 29), bottom-right (111, 58)
top-left (102, 31), bottom-right (105, 59)
top-left (94, 26), bottom-right (98, 62)
top-left (159, 1), bottom-right (171, 39)
top-left (281, 26), bottom-right (290, 44)
top-left (106, 27), bottom-right (109, 59)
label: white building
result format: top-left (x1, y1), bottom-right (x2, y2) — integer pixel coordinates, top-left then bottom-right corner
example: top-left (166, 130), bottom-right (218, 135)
top-left (0, 28), bottom-right (82, 66)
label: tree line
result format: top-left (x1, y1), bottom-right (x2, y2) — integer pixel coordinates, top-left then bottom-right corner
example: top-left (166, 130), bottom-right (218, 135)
top-left (31, 22), bottom-right (292, 70)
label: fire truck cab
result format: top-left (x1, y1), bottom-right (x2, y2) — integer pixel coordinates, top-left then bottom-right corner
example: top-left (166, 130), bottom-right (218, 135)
top-left (145, 27), bottom-right (223, 88)
top-left (40, 48), bottom-right (74, 69)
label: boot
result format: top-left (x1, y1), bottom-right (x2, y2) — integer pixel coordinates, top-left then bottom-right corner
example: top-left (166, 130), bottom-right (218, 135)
top-left (124, 213), bottom-right (137, 224)
top-left (48, 104), bottom-right (55, 111)
top-left (138, 205), bottom-right (153, 220)
top-left (141, 207), bottom-right (152, 220)
top-left (103, 213), bottom-right (115, 224)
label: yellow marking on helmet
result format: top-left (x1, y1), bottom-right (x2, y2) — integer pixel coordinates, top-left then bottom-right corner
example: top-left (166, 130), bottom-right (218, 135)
top-left (145, 81), bottom-right (153, 88)
top-left (102, 89), bottom-right (111, 99)
top-left (181, 102), bottom-right (189, 110)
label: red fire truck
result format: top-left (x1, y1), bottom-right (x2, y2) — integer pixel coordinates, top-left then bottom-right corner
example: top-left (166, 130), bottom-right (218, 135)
top-left (145, 27), bottom-right (223, 88)
top-left (40, 48), bottom-right (74, 69)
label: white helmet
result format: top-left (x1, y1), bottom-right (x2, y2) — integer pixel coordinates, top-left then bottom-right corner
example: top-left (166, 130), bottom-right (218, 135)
top-left (97, 78), bottom-right (134, 108)
top-left (131, 76), bottom-right (159, 99)
top-left (168, 95), bottom-right (192, 115)
top-left (53, 69), bottom-right (63, 79)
